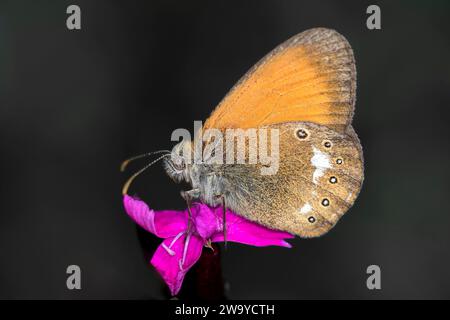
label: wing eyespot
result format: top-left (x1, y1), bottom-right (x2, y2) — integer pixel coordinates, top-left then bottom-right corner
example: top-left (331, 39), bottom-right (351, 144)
top-left (295, 128), bottom-right (309, 140)
top-left (329, 176), bottom-right (338, 184)
top-left (321, 198), bottom-right (330, 207)
top-left (336, 157), bottom-right (343, 165)
top-left (323, 140), bottom-right (332, 148)
top-left (308, 216), bottom-right (316, 223)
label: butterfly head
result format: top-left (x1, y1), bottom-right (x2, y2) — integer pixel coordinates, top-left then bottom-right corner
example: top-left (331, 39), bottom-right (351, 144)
top-left (164, 140), bottom-right (193, 183)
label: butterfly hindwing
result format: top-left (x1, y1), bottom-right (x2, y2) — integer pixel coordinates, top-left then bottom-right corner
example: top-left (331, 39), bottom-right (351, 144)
top-left (220, 122), bottom-right (363, 237)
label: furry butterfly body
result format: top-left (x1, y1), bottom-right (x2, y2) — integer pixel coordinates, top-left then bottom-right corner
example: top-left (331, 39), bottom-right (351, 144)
top-left (164, 28), bottom-right (364, 237)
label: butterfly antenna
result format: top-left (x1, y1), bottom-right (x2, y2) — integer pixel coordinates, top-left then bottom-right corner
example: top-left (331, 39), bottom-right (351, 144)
top-left (122, 153), bottom-right (170, 195)
top-left (120, 150), bottom-right (171, 172)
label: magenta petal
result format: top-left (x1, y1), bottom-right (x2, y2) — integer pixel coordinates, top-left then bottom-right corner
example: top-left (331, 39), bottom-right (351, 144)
top-left (193, 203), bottom-right (221, 239)
top-left (123, 195), bottom-right (188, 238)
top-left (153, 209), bottom-right (189, 239)
top-left (151, 234), bottom-right (204, 296)
top-left (211, 209), bottom-right (294, 248)
top-left (123, 195), bottom-right (157, 235)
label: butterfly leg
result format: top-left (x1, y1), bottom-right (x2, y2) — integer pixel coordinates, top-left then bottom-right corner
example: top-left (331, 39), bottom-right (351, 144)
top-left (181, 189), bottom-right (200, 232)
top-left (185, 197), bottom-right (193, 232)
top-left (222, 196), bottom-right (227, 248)
top-left (214, 194), bottom-right (227, 248)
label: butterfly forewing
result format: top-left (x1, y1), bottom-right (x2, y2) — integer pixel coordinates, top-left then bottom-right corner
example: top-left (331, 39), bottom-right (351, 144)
top-left (203, 28), bottom-right (356, 133)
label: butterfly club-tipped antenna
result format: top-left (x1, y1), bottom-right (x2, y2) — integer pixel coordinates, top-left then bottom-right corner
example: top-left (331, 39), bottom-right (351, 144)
top-left (121, 152), bottom-right (171, 195)
top-left (120, 150), bottom-right (171, 172)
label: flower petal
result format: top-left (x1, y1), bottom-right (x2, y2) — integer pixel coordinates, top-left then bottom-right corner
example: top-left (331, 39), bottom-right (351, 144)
top-left (153, 209), bottom-right (189, 239)
top-left (123, 195), bottom-right (188, 238)
top-left (211, 208), bottom-right (294, 248)
top-left (192, 203), bottom-right (220, 239)
top-left (123, 195), bottom-right (157, 235)
top-left (151, 234), bottom-right (204, 296)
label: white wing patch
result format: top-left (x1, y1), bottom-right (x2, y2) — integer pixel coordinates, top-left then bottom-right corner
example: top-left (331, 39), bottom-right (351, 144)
top-left (311, 146), bottom-right (331, 183)
top-left (346, 192), bottom-right (353, 202)
top-left (299, 203), bottom-right (312, 214)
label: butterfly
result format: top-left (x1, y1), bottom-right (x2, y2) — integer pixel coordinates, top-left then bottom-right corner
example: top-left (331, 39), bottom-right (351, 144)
top-left (122, 28), bottom-right (364, 238)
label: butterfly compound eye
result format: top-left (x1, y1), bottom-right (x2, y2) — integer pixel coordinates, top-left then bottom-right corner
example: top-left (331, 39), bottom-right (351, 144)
top-left (296, 128), bottom-right (309, 140)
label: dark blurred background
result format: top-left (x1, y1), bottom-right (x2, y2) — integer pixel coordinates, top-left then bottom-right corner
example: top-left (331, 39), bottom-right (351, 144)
top-left (0, 0), bottom-right (449, 299)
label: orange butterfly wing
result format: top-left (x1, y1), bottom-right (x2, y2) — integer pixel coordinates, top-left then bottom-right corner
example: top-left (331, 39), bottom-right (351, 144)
top-left (203, 28), bottom-right (356, 133)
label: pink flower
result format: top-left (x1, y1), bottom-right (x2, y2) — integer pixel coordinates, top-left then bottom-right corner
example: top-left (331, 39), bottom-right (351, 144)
top-left (123, 195), bottom-right (294, 296)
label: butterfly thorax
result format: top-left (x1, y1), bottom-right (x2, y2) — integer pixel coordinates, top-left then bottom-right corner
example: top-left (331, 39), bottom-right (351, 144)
top-left (163, 140), bottom-right (223, 206)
